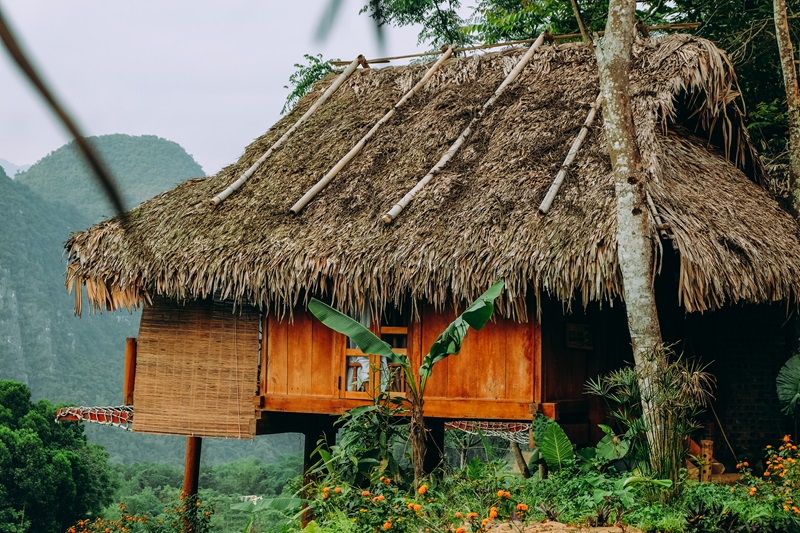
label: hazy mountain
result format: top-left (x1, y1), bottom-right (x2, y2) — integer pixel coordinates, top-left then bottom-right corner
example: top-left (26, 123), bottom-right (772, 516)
top-left (17, 134), bottom-right (204, 222)
top-left (0, 158), bottom-right (30, 178)
top-left (1, 136), bottom-right (301, 465)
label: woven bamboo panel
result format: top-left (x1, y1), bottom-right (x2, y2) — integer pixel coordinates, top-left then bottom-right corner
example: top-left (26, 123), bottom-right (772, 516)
top-left (133, 297), bottom-right (259, 438)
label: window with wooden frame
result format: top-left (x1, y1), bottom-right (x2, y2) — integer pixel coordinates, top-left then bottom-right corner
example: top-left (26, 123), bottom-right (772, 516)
top-left (342, 303), bottom-right (411, 398)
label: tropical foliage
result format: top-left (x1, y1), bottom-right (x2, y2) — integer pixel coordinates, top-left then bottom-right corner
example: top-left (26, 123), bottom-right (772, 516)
top-left (0, 380), bottom-right (114, 532)
top-left (309, 280), bottom-right (504, 485)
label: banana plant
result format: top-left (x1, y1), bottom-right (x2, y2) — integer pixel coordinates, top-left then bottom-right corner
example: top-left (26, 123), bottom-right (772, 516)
top-left (308, 280), bottom-right (504, 486)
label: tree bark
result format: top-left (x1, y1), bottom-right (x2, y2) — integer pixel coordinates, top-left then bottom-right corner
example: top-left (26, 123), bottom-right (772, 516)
top-left (569, 0), bottom-right (592, 46)
top-left (410, 393), bottom-right (427, 487)
top-left (775, 0), bottom-right (800, 215)
top-left (595, 0), bottom-right (665, 471)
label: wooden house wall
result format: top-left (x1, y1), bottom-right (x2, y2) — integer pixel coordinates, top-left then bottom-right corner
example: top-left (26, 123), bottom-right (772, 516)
top-left (257, 306), bottom-right (540, 421)
top-left (133, 298), bottom-right (260, 438)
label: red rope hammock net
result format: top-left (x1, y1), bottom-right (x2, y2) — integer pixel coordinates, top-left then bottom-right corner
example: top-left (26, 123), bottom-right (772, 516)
top-left (55, 405), bottom-right (133, 430)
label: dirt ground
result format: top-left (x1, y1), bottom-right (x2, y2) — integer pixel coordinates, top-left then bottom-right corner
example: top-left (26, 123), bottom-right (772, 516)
top-left (487, 521), bottom-right (644, 533)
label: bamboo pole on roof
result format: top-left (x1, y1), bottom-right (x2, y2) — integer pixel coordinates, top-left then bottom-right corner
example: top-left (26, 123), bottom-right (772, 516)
top-left (330, 23), bottom-right (700, 67)
top-left (539, 93), bottom-right (603, 214)
top-left (382, 32), bottom-right (547, 224)
top-left (290, 46), bottom-right (455, 215)
top-left (209, 56), bottom-right (363, 206)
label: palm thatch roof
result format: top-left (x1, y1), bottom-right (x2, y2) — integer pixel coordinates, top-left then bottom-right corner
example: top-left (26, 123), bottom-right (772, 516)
top-left (65, 34), bottom-right (800, 320)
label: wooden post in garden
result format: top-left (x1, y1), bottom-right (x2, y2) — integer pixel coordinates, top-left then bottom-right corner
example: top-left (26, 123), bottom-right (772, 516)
top-left (423, 418), bottom-right (445, 475)
top-left (302, 417), bottom-right (337, 526)
top-left (700, 439), bottom-right (713, 482)
top-left (123, 337), bottom-right (136, 405)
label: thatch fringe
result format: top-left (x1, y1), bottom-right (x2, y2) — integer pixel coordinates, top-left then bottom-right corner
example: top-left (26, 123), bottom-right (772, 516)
top-left (65, 35), bottom-right (800, 319)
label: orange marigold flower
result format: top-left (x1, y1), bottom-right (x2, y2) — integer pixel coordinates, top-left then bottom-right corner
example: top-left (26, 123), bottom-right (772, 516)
top-left (418, 484), bottom-right (428, 495)
top-left (765, 471), bottom-right (771, 476)
top-left (516, 503), bottom-right (529, 511)
top-left (362, 490), bottom-right (371, 497)
top-left (413, 504), bottom-right (421, 512)
top-left (482, 518), bottom-right (490, 525)
top-left (784, 435), bottom-right (792, 443)
top-left (497, 490), bottom-right (505, 498)
top-left (334, 487), bottom-right (341, 493)
top-left (323, 486), bottom-right (330, 492)
top-left (455, 512), bottom-right (463, 518)
top-left (383, 521), bottom-right (392, 530)
top-left (377, 495), bottom-right (386, 501)
top-left (360, 508), bottom-right (368, 513)
top-left (384, 477), bottom-right (392, 484)
top-left (743, 461), bottom-right (749, 467)
top-left (467, 512), bottom-right (479, 519)
top-left (489, 509), bottom-right (498, 519)
top-left (456, 529), bottom-right (466, 533)
top-left (750, 487), bottom-right (757, 496)
top-left (322, 493), bottom-right (329, 499)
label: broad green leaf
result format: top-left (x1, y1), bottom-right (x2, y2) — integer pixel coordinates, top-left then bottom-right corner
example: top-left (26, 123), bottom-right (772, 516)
top-left (308, 299), bottom-right (404, 365)
top-left (538, 422), bottom-right (574, 471)
top-left (532, 413), bottom-right (555, 446)
top-left (419, 281), bottom-right (504, 380)
top-left (777, 354), bottom-right (800, 415)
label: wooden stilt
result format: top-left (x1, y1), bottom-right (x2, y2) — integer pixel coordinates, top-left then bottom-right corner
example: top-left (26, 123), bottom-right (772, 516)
top-left (183, 436), bottom-right (202, 496)
top-left (302, 417), bottom-right (337, 527)
top-left (423, 418), bottom-right (445, 475)
top-left (123, 337), bottom-right (136, 405)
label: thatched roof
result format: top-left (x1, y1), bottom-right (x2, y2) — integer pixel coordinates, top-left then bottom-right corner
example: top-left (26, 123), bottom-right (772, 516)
top-left (65, 34), bottom-right (800, 319)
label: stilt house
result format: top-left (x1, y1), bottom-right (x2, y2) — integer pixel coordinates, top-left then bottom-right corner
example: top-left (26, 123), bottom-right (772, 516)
top-left (61, 34), bottom-right (800, 473)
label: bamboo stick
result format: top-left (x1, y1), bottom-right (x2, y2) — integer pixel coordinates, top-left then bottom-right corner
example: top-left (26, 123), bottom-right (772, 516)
top-left (539, 93), bottom-right (603, 214)
top-left (700, 439), bottom-right (713, 482)
top-left (289, 47), bottom-right (455, 215)
top-left (210, 56), bottom-right (363, 206)
top-left (331, 23), bottom-right (701, 67)
top-left (382, 33), bottom-right (547, 224)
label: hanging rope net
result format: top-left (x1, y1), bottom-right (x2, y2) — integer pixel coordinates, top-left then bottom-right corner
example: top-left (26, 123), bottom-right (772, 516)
top-left (55, 405), bottom-right (134, 431)
top-left (445, 421), bottom-right (531, 444)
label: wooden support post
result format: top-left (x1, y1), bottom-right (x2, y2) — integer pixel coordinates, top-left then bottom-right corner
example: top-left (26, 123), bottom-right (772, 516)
top-left (302, 417), bottom-right (337, 527)
top-left (183, 436), bottom-right (202, 496)
top-left (700, 439), bottom-right (713, 483)
top-left (423, 418), bottom-right (445, 475)
top-left (123, 337), bottom-right (136, 405)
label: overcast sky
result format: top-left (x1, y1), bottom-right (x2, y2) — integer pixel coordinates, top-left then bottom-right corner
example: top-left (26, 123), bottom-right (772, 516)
top-left (0, 1), bottom-right (432, 174)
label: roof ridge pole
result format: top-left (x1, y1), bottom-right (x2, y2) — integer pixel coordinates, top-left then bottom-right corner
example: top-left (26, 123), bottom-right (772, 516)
top-left (289, 46), bottom-right (455, 215)
top-left (382, 32), bottom-right (547, 224)
top-left (538, 92), bottom-right (603, 214)
top-left (210, 56), bottom-right (363, 206)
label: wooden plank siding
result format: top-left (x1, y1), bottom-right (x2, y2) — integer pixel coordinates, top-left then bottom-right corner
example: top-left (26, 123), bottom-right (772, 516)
top-left (264, 311), bottom-right (339, 398)
top-left (258, 306), bottom-right (541, 421)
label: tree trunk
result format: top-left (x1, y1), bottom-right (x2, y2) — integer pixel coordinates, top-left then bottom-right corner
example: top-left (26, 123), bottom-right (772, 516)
top-left (410, 393), bottom-right (427, 488)
top-left (569, 0), bottom-right (592, 46)
top-left (775, 0), bottom-right (800, 215)
top-left (595, 0), bottom-right (665, 472)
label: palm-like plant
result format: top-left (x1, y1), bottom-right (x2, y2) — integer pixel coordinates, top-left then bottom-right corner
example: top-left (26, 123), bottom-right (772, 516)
top-left (309, 280), bottom-right (504, 486)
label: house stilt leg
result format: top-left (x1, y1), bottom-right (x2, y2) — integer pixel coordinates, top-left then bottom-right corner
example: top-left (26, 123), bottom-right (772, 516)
top-left (423, 418), bottom-right (445, 475)
top-left (302, 416), bottom-right (337, 526)
top-left (183, 436), bottom-right (202, 496)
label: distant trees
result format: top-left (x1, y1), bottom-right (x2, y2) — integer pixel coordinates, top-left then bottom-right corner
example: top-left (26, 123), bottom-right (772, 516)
top-left (0, 380), bottom-right (114, 532)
